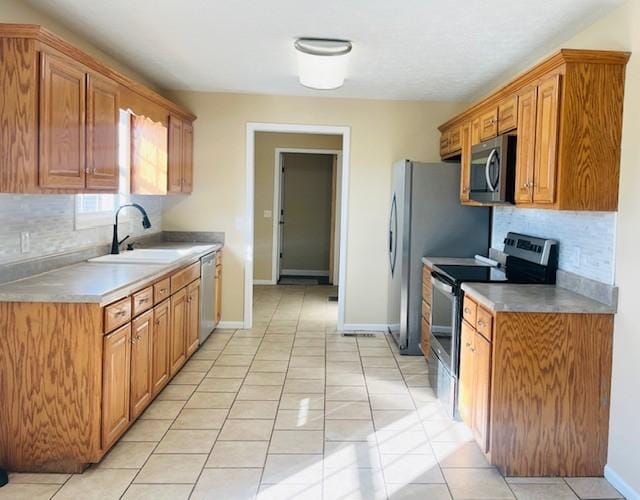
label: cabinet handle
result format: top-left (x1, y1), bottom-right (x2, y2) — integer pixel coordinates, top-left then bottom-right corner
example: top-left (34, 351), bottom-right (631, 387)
top-left (115, 310), bottom-right (127, 317)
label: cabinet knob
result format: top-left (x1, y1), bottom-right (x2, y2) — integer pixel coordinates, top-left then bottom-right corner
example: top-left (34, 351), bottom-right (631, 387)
top-left (477, 320), bottom-right (485, 327)
top-left (464, 307), bottom-right (471, 314)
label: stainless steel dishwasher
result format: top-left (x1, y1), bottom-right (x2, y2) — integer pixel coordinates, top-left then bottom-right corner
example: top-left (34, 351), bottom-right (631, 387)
top-left (199, 252), bottom-right (217, 343)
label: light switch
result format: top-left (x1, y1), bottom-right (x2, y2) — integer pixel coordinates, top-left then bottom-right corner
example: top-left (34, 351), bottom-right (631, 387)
top-left (263, 210), bottom-right (272, 218)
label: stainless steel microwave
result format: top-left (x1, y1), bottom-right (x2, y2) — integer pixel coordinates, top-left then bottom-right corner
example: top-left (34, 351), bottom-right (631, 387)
top-left (469, 134), bottom-right (516, 204)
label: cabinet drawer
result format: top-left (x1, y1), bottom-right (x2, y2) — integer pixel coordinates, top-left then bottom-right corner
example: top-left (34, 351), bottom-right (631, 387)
top-left (104, 297), bottom-right (132, 333)
top-left (171, 262), bottom-right (200, 294)
top-left (479, 108), bottom-right (498, 141)
top-left (153, 277), bottom-right (171, 305)
top-left (132, 286), bottom-right (153, 317)
top-left (476, 307), bottom-right (493, 342)
top-left (462, 296), bottom-right (477, 326)
top-left (422, 266), bottom-right (432, 305)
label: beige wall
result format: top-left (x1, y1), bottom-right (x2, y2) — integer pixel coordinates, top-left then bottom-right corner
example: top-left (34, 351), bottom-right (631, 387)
top-left (253, 133), bottom-right (342, 281)
top-left (475, 1), bottom-right (639, 494)
top-left (162, 93), bottom-right (463, 325)
top-left (0, 0), bottom-right (158, 88)
top-left (280, 153), bottom-right (333, 274)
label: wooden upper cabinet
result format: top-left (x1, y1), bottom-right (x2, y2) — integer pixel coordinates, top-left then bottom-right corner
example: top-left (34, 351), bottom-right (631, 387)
top-left (102, 323), bottom-right (131, 450)
top-left (130, 311), bottom-right (153, 419)
top-left (130, 114), bottom-right (168, 195)
top-left (448, 126), bottom-right (462, 154)
top-left (168, 115), bottom-right (184, 193)
top-left (439, 49), bottom-right (628, 211)
top-left (498, 95), bottom-right (518, 133)
top-left (470, 117), bottom-right (481, 146)
top-left (479, 107), bottom-right (498, 141)
top-left (439, 130), bottom-right (450, 157)
top-left (186, 279), bottom-right (200, 356)
top-left (533, 73), bottom-right (561, 204)
top-left (182, 121), bottom-right (194, 193)
top-left (514, 86), bottom-right (537, 204)
top-left (86, 72), bottom-right (119, 191)
top-left (39, 50), bottom-right (86, 189)
top-left (459, 121), bottom-right (472, 202)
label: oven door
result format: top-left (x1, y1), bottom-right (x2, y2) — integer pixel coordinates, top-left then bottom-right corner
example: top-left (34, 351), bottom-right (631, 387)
top-left (429, 274), bottom-right (460, 417)
top-left (469, 135), bottom-right (509, 204)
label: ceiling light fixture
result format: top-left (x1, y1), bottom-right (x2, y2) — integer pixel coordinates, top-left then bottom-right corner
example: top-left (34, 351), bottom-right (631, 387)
top-left (294, 38), bottom-right (352, 90)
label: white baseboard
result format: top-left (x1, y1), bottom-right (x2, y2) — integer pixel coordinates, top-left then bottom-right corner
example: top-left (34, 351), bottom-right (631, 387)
top-left (342, 323), bottom-right (389, 332)
top-left (253, 279), bottom-right (276, 285)
top-left (605, 465), bottom-right (639, 500)
top-left (281, 269), bottom-right (329, 277)
top-left (216, 321), bottom-right (244, 330)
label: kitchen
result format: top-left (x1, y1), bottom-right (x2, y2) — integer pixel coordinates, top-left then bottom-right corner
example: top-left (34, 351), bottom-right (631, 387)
top-left (0, 0), bottom-right (639, 499)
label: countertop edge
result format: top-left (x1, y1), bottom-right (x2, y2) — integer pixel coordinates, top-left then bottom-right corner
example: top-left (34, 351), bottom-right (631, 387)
top-left (461, 282), bottom-right (617, 315)
top-left (0, 244), bottom-right (223, 306)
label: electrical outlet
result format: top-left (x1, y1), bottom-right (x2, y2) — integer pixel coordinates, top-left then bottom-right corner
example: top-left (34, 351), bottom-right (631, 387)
top-left (263, 210), bottom-right (272, 218)
top-left (20, 232), bottom-right (30, 253)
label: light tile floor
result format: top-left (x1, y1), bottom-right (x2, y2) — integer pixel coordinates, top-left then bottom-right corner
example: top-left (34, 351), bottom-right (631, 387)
top-left (1, 285), bottom-right (625, 499)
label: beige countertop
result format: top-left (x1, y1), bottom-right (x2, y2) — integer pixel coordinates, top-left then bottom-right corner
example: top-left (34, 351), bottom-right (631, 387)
top-left (461, 282), bottom-right (616, 314)
top-left (0, 243), bottom-right (221, 306)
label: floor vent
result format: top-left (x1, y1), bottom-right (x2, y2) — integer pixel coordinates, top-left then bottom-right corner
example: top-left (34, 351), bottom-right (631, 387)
top-left (342, 332), bottom-right (376, 337)
top-left (328, 296), bottom-right (338, 302)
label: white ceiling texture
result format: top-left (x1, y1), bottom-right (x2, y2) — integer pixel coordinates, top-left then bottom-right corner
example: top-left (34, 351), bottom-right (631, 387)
top-left (26, 0), bottom-right (623, 101)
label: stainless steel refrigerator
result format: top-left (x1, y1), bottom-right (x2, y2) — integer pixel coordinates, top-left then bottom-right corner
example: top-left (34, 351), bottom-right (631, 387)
top-left (387, 160), bottom-right (491, 355)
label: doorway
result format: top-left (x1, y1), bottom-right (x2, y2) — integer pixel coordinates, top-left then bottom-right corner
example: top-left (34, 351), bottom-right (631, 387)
top-left (276, 150), bottom-right (341, 285)
top-left (245, 124), bottom-right (351, 330)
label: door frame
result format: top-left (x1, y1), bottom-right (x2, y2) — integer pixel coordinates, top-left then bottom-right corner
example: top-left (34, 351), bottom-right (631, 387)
top-left (245, 123), bottom-right (351, 330)
top-left (273, 148), bottom-right (342, 284)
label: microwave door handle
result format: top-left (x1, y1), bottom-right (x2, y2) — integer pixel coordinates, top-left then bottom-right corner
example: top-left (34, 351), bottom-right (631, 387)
top-left (485, 148), bottom-right (498, 192)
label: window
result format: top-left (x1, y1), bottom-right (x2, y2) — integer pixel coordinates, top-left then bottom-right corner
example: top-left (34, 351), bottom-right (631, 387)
top-left (75, 110), bottom-right (131, 229)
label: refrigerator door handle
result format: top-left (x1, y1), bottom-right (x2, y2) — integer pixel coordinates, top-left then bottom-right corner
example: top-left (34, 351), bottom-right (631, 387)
top-left (389, 194), bottom-right (398, 276)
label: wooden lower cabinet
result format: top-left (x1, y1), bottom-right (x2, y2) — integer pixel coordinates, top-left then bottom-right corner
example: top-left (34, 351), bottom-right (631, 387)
top-left (186, 279), bottom-right (201, 356)
top-left (459, 294), bottom-right (614, 477)
top-left (420, 264), bottom-right (432, 358)
top-left (102, 323), bottom-right (131, 450)
top-left (130, 310), bottom-right (153, 419)
top-left (170, 287), bottom-right (188, 376)
top-left (151, 299), bottom-right (171, 395)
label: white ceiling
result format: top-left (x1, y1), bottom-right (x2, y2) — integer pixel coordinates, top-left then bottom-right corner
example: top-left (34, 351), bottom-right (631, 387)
top-left (26, 0), bottom-right (623, 101)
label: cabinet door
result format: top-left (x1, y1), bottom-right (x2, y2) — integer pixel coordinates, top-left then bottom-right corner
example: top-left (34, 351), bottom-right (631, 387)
top-left (181, 121), bottom-right (194, 193)
top-left (479, 108), bottom-right (498, 141)
top-left (102, 323), bottom-right (131, 449)
top-left (448, 126), bottom-right (462, 153)
top-left (215, 264), bottom-right (222, 324)
top-left (498, 95), bottom-right (518, 133)
top-left (439, 130), bottom-right (450, 157)
top-left (533, 73), bottom-right (561, 204)
top-left (515, 86), bottom-right (537, 204)
top-left (170, 287), bottom-right (187, 375)
top-left (458, 321), bottom-right (475, 428)
top-left (167, 115), bottom-right (183, 193)
top-left (39, 50), bottom-right (86, 189)
top-left (86, 73), bottom-right (119, 191)
top-left (459, 121), bottom-right (472, 202)
top-left (130, 310), bottom-right (153, 419)
top-left (152, 299), bottom-right (171, 395)
top-left (473, 332), bottom-right (492, 453)
top-left (186, 279), bottom-right (200, 356)
top-left (471, 117), bottom-right (481, 146)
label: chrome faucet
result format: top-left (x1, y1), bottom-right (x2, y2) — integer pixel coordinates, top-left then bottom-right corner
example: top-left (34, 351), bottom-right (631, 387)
top-left (111, 203), bottom-right (152, 254)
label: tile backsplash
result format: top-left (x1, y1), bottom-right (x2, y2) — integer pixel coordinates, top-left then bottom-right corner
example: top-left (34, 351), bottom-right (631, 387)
top-left (492, 207), bottom-right (616, 284)
top-left (0, 194), bottom-right (163, 265)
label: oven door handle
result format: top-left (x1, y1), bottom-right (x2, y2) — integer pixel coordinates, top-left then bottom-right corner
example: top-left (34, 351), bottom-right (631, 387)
top-left (484, 148), bottom-right (499, 192)
top-left (431, 275), bottom-right (453, 295)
